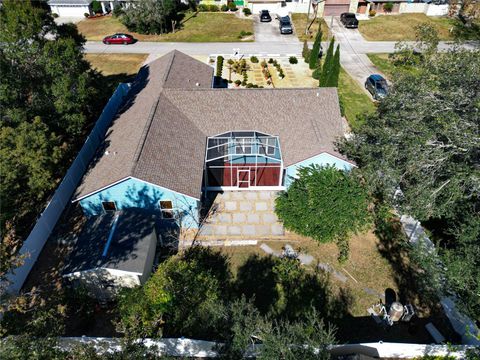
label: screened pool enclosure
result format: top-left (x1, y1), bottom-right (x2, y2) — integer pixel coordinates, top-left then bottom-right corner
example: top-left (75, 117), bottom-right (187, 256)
top-left (204, 131), bottom-right (284, 189)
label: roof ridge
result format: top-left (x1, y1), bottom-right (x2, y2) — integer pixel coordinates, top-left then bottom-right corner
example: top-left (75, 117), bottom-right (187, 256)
top-left (130, 51), bottom-right (177, 174)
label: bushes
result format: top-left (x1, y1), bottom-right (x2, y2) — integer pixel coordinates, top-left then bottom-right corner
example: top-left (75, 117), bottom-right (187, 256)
top-left (216, 55), bottom-right (224, 77)
top-left (198, 4), bottom-right (209, 11)
top-left (239, 30), bottom-right (253, 38)
top-left (289, 56), bottom-right (298, 64)
top-left (228, 2), bottom-right (237, 11)
top-left (383, 2), bottom-right (393, 12)
top-left (221, 4), bottom-right (229, 11)
top-left (243, 8), bottom-right (251, 16)
top-left (250, 56), bottom-right (259, 63)
top-left (91, 0), bottom-right (102, 14)
top-left (302, 40), bottom-right (311, 63)
top-left (369, 9), bottom-right (376, 17)
top-left (309, 27), bottom-right (323, 70)
top-left (84, 12), bottom-right (90, 18)
top-left (234, 79), bottom-right (242, 86)
top-left (275, 165), bottom-right (371, 262)
top-left (209, 4), bottom-right (219, 12)
top-left (112, 5), bottom-right (124, 17)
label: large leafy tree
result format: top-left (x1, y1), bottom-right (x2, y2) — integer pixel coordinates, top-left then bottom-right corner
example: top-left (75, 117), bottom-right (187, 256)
top-left (121, 0), bottom-right (181, 35)
top-left (275, 165), bottom-right (372, 262)
top-left (117, 246), bottom-right (232, 339)
top-left (339, 42), bottom-right (480, 319)
top-left (0, 0), bottom-right (98, 235)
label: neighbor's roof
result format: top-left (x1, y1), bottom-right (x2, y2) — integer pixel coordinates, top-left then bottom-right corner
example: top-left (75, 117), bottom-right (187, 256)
top-left (74, 50), bottom-right (349, 201)
top-left (63, 209), bottom-right (157, 275)
top-left (48, 0), bottom-right (92, 5)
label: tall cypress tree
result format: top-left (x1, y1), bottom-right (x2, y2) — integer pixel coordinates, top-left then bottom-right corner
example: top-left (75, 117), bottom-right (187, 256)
top-left (328, 44), bottom-right (341, 87)
top-left (309, 27), bottom-right (323, 70)
top-left (319, 37), bottom-right (335, 87)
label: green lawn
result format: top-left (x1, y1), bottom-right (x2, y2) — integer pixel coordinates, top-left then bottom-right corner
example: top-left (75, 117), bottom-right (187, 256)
top-left (77, 13), bottom-right (254, 42)
top-left (338, 68), bottom-right (376, 129)
top-left (291, 13), bottom-right (329, 42)
top-left (367, 53), bottom-right (420, 81)
top-left (84, 53), bottom-right (147, 77)
top-left (359, 13), bottom-right (457, 41)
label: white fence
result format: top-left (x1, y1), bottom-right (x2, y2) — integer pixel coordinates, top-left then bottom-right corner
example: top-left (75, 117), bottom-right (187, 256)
top-left (4, 83), bottom-right (131, 295)
top-left (399, 3), bottom-right (449, 16)
top-left (400, 215), bottom-right (480, 346)
top-left (57, 337), bottom-right (475, 358)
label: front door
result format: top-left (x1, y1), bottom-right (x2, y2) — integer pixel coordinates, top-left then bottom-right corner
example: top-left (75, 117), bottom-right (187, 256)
top-left (238, 169), bottom-right (250, 188)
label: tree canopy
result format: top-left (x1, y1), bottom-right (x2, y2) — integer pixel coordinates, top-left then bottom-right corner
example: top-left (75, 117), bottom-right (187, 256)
top-left (121, 0), bottom-right (182, 35)
top-left (339, 39), bottom-right (480, 319)
top-left (275, 165), bottom-right (372, 262)
top-left (0, 0), bottom-right (101, 241)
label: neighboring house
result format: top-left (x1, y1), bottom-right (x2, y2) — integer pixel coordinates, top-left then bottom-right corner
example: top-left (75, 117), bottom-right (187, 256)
top-left (63, 209), bottom-right (157, 300)
top-left (48, 0), bottom-right (130, 17)
top-left (72, 50), bottom-right (353, 239)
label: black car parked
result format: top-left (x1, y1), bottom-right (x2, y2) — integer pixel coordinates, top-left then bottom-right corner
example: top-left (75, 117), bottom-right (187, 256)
top-left (340, 13), bottom-right (359, 28)
top-left (260, 9), bottom-right (272, 22)
top-left (279, 16), bottom-right (293, 34)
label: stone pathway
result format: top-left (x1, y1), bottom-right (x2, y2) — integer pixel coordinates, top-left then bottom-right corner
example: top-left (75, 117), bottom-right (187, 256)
top-left (196, 191), bottom-right (284, 242)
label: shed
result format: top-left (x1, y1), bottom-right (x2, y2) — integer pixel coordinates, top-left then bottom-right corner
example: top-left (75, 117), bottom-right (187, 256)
top-left (63, 208), bottom-right (157, 300)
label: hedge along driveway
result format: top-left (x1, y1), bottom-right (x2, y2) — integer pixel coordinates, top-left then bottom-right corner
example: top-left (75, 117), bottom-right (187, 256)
top-left (77, 12), bottom-right (254, 42)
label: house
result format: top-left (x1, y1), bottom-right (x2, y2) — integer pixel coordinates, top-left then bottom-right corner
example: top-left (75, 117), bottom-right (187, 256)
top-left (63, 209), bottom-right (157, 300)
top-left (72, 50), bottom-right (354, 238)
top-left (48, 0), bottom-right (130, 17)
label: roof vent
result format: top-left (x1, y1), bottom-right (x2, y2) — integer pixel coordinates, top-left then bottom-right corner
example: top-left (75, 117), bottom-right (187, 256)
top-left (105, 150), bottom-right (110, 155)
top-left (196, 82), bottom-right (200, 87)
top-left (316, 92), bottom-right (320, 97)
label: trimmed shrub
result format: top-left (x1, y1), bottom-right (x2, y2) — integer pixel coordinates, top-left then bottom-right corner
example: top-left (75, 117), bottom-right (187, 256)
top-left (268, 58), bottom-right (274, 64)
top-left (227, 58), bottom-right (235, 65)
top-left (234, 79), bottom-right (242, 86)
top-left (216, 55), bottom-right (224, 77)
top-left (312, 66), bottom-right (322, 80)
top-left (289, 56), bottom-right (298, 64)
top-left (91, 0), bottom-right (102, 14)
top-left (383, 2), bottom-right (393, 12)
top-left (250, 56), bottom-right (259, 63)
top-left (369, 9), bottom-right (376, 17)
top-left (246, 83), bottom-right (254, 88)
top-left (228, 2), bottom-right (237, 11)
top-left (260, 60), bottom-right (267, 68)
top-left (221, 4), bottom-right (229, 11)
top-left (302, 41), bottom-right (311, 63)
top-left (198, 4), bottom-right (209, 11)
top-left (209, 4), bottom-right (219, 11)
top-left (84, 12), bottom-right (90, 18)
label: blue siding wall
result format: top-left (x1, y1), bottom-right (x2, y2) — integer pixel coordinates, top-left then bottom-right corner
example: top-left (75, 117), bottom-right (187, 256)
top-left (79, 178), bottom-right (200, 228)
top-left (284, 153), bottom-right (354, 188)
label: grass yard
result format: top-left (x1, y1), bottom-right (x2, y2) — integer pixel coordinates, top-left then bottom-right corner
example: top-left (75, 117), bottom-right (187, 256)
top-left (338, 68), bottom-right (376, 129)
top-left (359, 14), bottom-right (457, 41)
top-left (77, 13), bottom-right (253, 42)
top-left (291, 13), bottom-right (329, 42)
top-left (84, 53), bottom-right (147, 77)
top-left (367, 53), bottom-right (420, 81)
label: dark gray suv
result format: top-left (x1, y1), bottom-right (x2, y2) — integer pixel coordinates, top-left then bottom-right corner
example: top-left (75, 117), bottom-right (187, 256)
top-left (279, 16), bottom-right (293, 34)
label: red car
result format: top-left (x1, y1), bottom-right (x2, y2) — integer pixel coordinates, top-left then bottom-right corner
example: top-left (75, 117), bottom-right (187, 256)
top-left (102, 33), bottom-right (135, 45)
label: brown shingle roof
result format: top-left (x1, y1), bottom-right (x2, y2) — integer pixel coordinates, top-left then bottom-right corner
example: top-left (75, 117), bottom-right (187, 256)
top-left (74, 51), bottom-right (349, 201)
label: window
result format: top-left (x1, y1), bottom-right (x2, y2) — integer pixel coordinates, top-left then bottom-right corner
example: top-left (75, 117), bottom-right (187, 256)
top-left (267, 138), bottom-right (276, 156)
top-left (102, 201), bottom-right (117, 212)
top-left (236, 138), bottom-right (252, 155)
top-left (160, 200), bottom-right (174, 219)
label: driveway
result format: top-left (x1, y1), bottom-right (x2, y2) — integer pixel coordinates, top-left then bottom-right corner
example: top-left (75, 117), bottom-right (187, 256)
top-left (253, 14), bottom-right (299, 43)
top-left (325, 16), bottom-right (382, 96)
